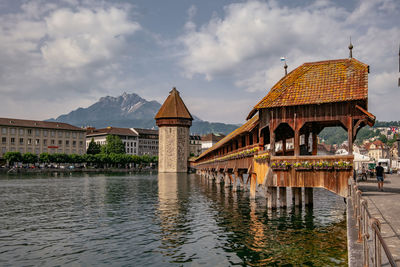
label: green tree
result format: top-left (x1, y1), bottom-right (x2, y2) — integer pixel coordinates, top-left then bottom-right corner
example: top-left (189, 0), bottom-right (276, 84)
top-left (87, 138), bottom-right (101, 154)
top-left (70, 154), bottom-right (83, 163)
top-left (378, 134), bottom-right (388, 144)
top-left (22, 153), bottom-right (38, 164)
top-left (4, 152), bottom-right (22, 166)
top-left (39, 153), bottom-right (51, 163)
top-left (102, 135), bottom-right (125, 154)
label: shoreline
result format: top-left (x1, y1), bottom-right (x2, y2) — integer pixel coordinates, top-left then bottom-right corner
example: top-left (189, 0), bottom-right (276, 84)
top-left (0, 167), bottom-right (157, 174)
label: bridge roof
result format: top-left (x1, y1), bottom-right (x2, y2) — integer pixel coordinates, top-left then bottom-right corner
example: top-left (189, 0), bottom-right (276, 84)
top-left (249, 58), bottom-right (368, 117)
top-left (155, 87), bottom-right (193, 120)
top-left (195, 114), bottom-right (259, 161)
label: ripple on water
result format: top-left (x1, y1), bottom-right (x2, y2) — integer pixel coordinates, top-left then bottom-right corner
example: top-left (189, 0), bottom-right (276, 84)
top-left (0, 173), bottom-right (347, 266)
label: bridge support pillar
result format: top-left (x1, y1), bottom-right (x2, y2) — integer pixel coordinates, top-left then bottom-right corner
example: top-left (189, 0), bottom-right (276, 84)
top-left (279, 187), bottom-right (287, 208)
top-left (267, 187), bottom-right (277, 209)
top-left (250, 173), bottom-right (257, 200)
top-left (293, 187), bottom-right (302, 206)
top-left (304, 188), bottom-right (313, 206)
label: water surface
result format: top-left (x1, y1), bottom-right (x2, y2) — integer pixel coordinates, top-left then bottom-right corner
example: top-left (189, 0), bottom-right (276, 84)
top-left (0, 172), bottom-right (347, 266)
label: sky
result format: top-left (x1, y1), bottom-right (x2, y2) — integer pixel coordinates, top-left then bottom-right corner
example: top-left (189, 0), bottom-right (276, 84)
top-left (0, 0), bottom-right (399, 124)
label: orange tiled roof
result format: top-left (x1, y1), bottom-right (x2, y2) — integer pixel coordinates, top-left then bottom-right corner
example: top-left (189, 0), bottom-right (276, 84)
top-left (0, 117), bottom-right (85, 131)
top-left (195, 114), bottom-right (259, 161)
top-left (254, 58), bottom-right (368, 109)
top-left (155, 87), bottom-right (193, 120)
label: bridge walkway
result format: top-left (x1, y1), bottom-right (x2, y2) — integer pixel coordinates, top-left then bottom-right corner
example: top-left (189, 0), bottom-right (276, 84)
top-left (357, 173), bottom-right (400, 266)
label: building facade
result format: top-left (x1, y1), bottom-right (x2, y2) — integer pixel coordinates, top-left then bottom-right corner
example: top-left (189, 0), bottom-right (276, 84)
top-left (189, 135), bottom-right (202, 157)
top-left (133, 128), bottom-right (158, 156)
top-left (0, 118), bottom-right (86, 158)
top-left (200, 133), bottom-right (225, 153)
top-left (365, 140), bottom-right (389, 160)
top-left (155, 88), bottom-right (193, 173)
top-left (86, 127), bottom-right (139, 155)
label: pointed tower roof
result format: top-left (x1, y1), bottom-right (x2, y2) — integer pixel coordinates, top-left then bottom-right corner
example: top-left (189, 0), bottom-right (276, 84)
top-left (155, 87), bottom-right (193, 120)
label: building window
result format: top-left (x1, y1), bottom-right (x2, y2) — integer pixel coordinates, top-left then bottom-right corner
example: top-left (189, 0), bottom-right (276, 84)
top-left (35, 129), bottom-right (40, 136)
top-left (73, 141), bottom-right (76, 146)
top-left (35, 148), bottom-right (39, 154)
top-left (79, 141), bottom-right (83, 146)
top-left (35, 139), bottom-right (40, 145)
top-left (58, 131), bottom-right (63, 138)
top-left (51, 131), bottom-right (55, 137)
top-left (65, 132), bottom-right (70, 138)
top-left (51, 140), bottom-right (55, 145)
top-left (19, 129), bottom-right (24, 135)
top-left (72, 132), bottom-right (77, 138)
top-left (79, 132), bottom-right (83, 138)
top-left (1, 128), bottom-right (6, 134)
top-left (1, 137), bottom-right (6, 144)
top-left (11, 138), bottom-right (15, 144)
top-left (43, 139), bottom-right (47, 145)
top-left (66, 140), bottom-right (69, 145)
top-left (19, 138), bottom-right (23, 145)
top-left (43, 148), bottom-right (47, 153)
top-left (28, 139), bottom-right (32, 145)
top-left (43, 130), bottom-right (48, 137)
top-left (27, 147), bottom-right (32, 152)
top-left (10, 128), bottom-right (16, 135)
top-left (27, 129), bottom-right (32, 135)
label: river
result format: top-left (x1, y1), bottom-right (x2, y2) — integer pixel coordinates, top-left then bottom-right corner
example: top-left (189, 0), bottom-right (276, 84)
top-left (0, 172), bottom-right (347, 266)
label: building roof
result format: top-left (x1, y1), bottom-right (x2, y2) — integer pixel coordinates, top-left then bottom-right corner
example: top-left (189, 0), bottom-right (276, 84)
top-left (0, 117), bottom-right (85, 131)
top-left (248, 58), bottom-right (368, 117)
top-left (201, 133), bottom-right (226, 142)
top-left (196, 114), bottom-right (259, 161)
top-left (155, 87), bottom-right (193, 120)
top-left (364, 140), bottom-right (386, 150)
top-left (87, 127), bottom-right (138, 137)
top-left (132, 128), bottom-right (158, 135)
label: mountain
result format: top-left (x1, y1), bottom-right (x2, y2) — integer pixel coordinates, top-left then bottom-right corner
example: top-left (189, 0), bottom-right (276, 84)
top-left (48, 92), bottom-right (239, 135)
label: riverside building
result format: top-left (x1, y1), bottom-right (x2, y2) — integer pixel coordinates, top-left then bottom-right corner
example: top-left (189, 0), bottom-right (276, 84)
top-left (86, 127), bottom-right (158, 156)
top-left (0, 117), bottom-right (86, 158)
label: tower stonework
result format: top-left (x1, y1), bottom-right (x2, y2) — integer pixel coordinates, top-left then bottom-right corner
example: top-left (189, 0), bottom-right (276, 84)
top-left (155, 88), bottom-right (193, 173)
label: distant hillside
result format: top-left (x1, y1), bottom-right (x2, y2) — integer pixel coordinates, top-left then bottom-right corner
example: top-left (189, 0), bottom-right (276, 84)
top-left (48, 92), bottom-right (239, 135)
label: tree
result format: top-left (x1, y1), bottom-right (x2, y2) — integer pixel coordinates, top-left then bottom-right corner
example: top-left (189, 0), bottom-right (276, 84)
top-left (378, 134), bottom-right (388, 144)
top-left (4, 152), bottom-right (22, 166)
top-left (39, 153), bottom-right (51, 163)
top-left (70, 154), bottom-right (83, 163)
top-left (87, 138), bottom-right (101, 154)
top-left (22, 153), bottom-right (38, 164)
top-left (102, 135), bottom-right (125, 154)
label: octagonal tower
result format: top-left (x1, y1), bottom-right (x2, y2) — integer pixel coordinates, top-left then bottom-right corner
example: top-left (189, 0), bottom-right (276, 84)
top-left (155, 87), bottom-right (193, 172)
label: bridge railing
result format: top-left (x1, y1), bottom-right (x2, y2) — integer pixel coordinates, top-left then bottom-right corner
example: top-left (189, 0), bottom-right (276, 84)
top-left (269, 155), bottom-right (353, 171)
top-left (349, 179), bottom-right (397, 267)
top-left (195, 144), bottom-right (262, 166)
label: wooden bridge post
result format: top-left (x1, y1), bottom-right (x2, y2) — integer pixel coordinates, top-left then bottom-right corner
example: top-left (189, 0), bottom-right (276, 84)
top-left (312, 132), bottom-right (318, 155)
top-left (250, 173), bottom-right (257, 200)
top-left (293, 187), bottom-right (302, 206)
top-left (304, 188), bottom-right (313, 206)
top-left (279, 187), bottom-right (287, 208)
top-left (266, 187), bottom-right (277, 209)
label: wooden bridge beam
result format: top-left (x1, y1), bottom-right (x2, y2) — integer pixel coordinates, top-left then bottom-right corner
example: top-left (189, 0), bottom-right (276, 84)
top-left (279, 187), bottom-right (287, 208)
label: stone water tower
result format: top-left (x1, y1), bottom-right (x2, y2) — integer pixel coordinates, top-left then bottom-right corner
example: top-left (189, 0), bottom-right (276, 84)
top-left (155, 88), bottom-right (193, 172)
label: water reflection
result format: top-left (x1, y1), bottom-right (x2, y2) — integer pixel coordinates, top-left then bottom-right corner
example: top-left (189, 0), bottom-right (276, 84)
top-left (0, 172), bottom-right (347, 266)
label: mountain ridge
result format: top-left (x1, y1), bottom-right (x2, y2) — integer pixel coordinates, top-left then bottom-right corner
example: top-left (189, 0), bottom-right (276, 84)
top-left (48, 92), bottom-right (239, 135)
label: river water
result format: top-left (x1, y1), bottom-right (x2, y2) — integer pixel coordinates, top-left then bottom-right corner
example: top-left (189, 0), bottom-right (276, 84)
top-left (0, 172), bottom-right (347, 266)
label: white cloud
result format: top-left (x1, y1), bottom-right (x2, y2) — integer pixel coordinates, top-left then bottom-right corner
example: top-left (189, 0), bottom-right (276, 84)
top-left (0, 1), bottom-right (141, 119)
top-left (179, 0), bottom-right (400, 120)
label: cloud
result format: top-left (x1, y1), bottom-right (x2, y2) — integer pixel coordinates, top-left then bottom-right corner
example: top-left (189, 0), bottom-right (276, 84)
top-left (0, 0), bottom-right (141, 119)
top-left (179, 0), bottom-right (400, 120)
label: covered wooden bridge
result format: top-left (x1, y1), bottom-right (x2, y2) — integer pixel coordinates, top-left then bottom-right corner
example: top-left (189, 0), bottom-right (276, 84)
top-left (192, 57), bottom-right (375, 208)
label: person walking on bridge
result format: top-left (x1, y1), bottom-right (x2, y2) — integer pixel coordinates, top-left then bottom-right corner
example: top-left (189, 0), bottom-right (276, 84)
top-left (375, 162), bottom-right (385, 191)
